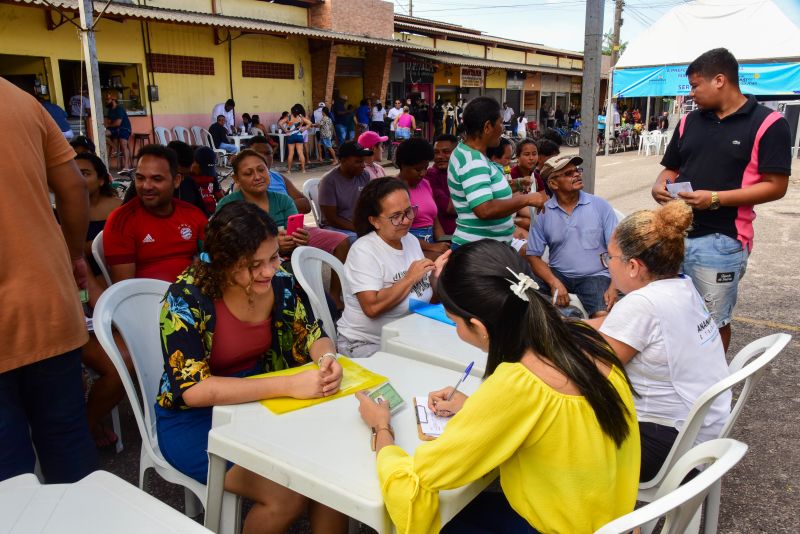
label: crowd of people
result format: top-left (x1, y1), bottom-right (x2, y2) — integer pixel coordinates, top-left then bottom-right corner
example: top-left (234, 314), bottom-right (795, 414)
top-left (2, 47), bottom-right (793, 533)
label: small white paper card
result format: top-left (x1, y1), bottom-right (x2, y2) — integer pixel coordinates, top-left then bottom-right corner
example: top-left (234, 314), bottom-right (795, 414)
top-left (666, 182), bottom-right (693, 198)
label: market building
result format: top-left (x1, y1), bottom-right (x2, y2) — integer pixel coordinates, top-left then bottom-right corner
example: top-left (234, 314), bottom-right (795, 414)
top-left (0, 0), bottom-right (584, 151)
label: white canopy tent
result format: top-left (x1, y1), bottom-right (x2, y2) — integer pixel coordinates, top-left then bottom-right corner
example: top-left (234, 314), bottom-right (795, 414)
top-left (616, 0), bottom-right (800, 69)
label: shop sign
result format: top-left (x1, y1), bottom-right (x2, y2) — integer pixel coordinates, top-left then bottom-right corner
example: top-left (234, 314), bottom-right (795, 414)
top-left (507, 71), bottom-right (525, 90)
top-left (405, 61), bottom-right (435, 84)
top-left (461, 67), bottom-right (484, 88)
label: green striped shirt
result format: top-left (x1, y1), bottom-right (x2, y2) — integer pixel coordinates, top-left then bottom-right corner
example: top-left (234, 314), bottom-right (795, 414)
top-left (447, 142), bottom-right (515, 245)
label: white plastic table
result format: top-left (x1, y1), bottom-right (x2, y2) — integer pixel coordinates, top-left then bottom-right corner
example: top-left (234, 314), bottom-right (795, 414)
top-left (204, 352), bottom-right (496, 533)
top-left (267, 131), bottom-right (288, 161)
top-left (381, 314), bottom-right (487, 377)
top-left (226, 134), bottom-right (253, 151)
top-left (0, 470), bottom-right (210, 533)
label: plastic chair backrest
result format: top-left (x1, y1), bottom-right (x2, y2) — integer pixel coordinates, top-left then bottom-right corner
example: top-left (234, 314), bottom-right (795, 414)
top-left (201, 128), bottom-right (216, 149)
top-left (191, 126), bottom-right (205, 146)
top-left (154, 127), bottom-right (172, 146)
top-left (595, 439), bottom-right (748, 534)
top-left (640, 332), bottom-right (790, 492)
top-left (173, 126), bottom-right (191, 144)
top-left (91, 230), bottom-right (112, 287)
top-left (302, 178), bottom-right (322, 226)
top-left (93, 279), bottom-right (170, 459)
top-left (290, 246), bottom-right (349, 342)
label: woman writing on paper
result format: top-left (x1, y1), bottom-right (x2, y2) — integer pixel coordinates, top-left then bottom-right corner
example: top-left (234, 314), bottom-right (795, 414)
top-left (155, 202), bottom-right (347, 534)
top-left (356, 239), bottom-right (640, 533)
top-left (336, 177), bottom-right (450, 358)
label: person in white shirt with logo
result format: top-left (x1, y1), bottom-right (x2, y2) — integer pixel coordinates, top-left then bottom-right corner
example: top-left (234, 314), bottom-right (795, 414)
top-left (588, 200), bottom-right (731, 482)
top-left (336, 178), bottom-right (450, 358)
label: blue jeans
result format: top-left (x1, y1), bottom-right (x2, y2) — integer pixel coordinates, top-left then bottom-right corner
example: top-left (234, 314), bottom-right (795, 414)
top-left (549, 269), bottom-right (611, 317)
top-left (325, 226), bottom-right (358, 244)
top-left (335, 124), bottom-right (355, 143)
top-left (682, 233), bottom-right (749, 328)
top-left (219, 142), bottom-right (238, 153)
top-left (409, 226), bottom-right (434, 243)
top-left (441, 491), bottom-right (540, 533)
top-left (0, 349), bottom-right (97, 483)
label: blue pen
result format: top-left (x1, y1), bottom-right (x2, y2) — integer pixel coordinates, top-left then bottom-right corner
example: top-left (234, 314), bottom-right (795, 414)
top-left (446, 361), bottom-right (475, 401)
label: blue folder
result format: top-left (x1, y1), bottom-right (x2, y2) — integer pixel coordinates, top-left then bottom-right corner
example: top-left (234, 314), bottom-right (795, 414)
top-left (408, 299), bottom-right (456, 326)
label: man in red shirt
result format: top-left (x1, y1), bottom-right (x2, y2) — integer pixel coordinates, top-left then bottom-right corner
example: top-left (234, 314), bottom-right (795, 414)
top-left (423, 134), bottom-right (458, 235)
top-left (104, 144), bottom-right (207, 283)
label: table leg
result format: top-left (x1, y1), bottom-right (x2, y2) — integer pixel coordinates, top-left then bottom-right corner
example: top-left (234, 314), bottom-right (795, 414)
top-left (204, 452), bottom-right (227, 533)
top-left (279, 136), bottom-right (286, 162)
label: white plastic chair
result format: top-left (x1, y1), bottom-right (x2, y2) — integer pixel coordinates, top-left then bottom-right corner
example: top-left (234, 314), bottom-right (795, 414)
top-left (642, 131), bottom-right (663, 156)
top-left (639, 333), bottom-right (791, 534)
top-left (154, 127), bottom-right (172, 146)
top-left (191, 126), bottom-right (205, 147)
top-left (92, 279), bottom-right (240, 533)
top-left (173, 126), bottom-right (192, 144)
top-left (302, 178), bottom-right (323, 226)
top-left (91, 230), bottom-right (112, 287)
top-left (199, 128), bottom-right (229, 164)
top-left (291, 246), bottom-right (350, 343)
top-left (595, 439), bottom-right (748, 534)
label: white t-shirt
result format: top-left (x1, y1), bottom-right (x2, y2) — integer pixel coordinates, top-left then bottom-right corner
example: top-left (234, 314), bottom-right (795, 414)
top-left (371, 106), bottom-right (386, 122)
top-left (600, 276), bottom-right (731, 444)
top-left (313, 107), bottom-right (324, 125)
top-left (211, 103), bottom-right (235, 132)
top-left (337, 232), bottom-right (432, 345)
top-left (387, 107), bottom-right (403, 131)
top-left (516, 117), bottom-right (528, 137)
top-left (502, 107), bottom-right (514, 123)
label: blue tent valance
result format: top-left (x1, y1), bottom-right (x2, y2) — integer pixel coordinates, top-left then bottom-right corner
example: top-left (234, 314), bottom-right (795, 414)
top-left (613, 62), bottom-right (800, 97)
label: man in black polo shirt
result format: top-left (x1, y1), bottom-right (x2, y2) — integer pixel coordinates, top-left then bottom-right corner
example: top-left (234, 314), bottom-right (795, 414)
top-left (652, 48), bottom-right (791, 351)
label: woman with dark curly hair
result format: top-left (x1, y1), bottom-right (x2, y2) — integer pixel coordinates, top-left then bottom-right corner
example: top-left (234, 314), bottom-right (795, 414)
top-left (336, 178), bottom-right (450, 358)
top-left (154, 202), bottom-right (347, 533)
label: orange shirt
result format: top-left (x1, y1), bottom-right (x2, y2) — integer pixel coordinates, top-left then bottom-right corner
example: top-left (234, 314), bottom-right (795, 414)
top-left (0, 78), bottom-right (88, 372)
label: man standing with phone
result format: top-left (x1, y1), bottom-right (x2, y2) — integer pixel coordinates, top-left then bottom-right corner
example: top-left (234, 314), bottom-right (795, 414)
top-left (652, 48), bottom-right (791, 351)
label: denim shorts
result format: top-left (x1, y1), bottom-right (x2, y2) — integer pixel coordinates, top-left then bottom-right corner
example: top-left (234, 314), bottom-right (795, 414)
top-left (320, 137), bottom-right (333, 148)
top-left (408, 226), bottom-right (434, 243)
top-left (682, 233), bottom-right (749, 328)
top-left (549, 269), bottom-right (612, 317)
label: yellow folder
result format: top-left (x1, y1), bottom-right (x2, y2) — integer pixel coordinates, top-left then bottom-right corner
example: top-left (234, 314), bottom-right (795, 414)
top-left (249, 356), bottom-right (387, 414)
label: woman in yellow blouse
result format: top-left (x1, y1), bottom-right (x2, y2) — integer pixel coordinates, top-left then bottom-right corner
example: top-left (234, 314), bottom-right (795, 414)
top-left (356, 239), bottom-right (641, 533)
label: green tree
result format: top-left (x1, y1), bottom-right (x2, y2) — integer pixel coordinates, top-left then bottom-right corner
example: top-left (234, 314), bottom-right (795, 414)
top-left (602, 30), bottom-right (628, 56)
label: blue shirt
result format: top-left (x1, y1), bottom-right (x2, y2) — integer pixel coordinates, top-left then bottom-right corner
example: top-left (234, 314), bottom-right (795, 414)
top-left (356, 105), bottom-right (370, 125)
top-left (526, 191), bottom-right (617, 277)
top-left (42, 102), bottom-right (72, 133)
top-left (267, 169), bottom-right (288, 194)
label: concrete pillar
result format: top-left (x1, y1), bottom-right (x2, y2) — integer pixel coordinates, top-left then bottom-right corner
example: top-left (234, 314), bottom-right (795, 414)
top-left (363, 46), bottom-right (393, 103)
top-left (309, 40), bottom-right (337, 107)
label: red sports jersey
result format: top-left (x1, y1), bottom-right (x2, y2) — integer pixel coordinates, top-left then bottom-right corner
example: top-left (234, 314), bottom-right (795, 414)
top-left (104, 197), bottom-right (207, 282)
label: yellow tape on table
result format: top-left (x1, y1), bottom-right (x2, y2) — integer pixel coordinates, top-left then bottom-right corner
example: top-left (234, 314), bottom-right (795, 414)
top-left (249, 356), bottom-right (387, 414)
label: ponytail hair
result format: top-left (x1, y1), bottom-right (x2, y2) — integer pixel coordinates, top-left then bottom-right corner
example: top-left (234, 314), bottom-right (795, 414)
top-left (437, 240), bottom-right (634, 447)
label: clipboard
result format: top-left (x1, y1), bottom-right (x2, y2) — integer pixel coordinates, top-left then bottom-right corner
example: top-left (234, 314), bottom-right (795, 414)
top-left (413, 396), bottom-right (452, 441)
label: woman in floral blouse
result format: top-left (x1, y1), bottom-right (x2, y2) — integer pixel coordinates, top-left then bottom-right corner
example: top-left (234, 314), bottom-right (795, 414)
top-left (155, 201), bottom-right (347, 533)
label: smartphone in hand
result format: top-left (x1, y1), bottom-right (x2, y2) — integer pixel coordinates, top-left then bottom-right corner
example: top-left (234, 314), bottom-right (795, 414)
top-left (286, 213), bottom-right (305, 235)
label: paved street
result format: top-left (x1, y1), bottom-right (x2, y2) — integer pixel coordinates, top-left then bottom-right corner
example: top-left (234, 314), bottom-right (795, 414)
top-left (103, 148), bottom-right (800, 533)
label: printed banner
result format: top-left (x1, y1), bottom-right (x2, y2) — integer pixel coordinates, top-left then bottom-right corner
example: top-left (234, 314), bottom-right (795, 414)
top-left (613, 63), bottom-right (800, 97)
top-left (461, 67), bottom-right (484, 88)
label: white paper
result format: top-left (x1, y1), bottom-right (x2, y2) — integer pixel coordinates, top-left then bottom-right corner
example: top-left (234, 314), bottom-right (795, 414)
top-left (666, 182), bottom-right (693, 198)
top-left (415, 396), bottom-right (451, 437)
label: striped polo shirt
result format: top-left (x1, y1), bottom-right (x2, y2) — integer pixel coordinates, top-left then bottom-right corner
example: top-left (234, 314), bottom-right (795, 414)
top-left (447, 142), bottom-right (515, 245)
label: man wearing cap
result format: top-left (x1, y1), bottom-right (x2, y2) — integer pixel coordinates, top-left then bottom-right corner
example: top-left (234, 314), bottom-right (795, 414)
top-left (358, 131), bottom-right (388, 180)
top-left (318, 141), bottom-right (372, 243)
top-left (526, 155), bottom-right (619, 318)
top-left (211, 99), bottom-right (236, 133)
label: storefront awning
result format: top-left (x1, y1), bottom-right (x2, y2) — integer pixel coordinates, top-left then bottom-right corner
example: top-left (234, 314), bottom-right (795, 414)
top-left (405, 52), bottom-right (582, 78)
top-left (8, 0), bottom-right (433, 51)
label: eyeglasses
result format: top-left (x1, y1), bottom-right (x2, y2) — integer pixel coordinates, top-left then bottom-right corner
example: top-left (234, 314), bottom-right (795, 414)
top-left (599, 251), bottom-right (623, 269)
top-left (381, 205), bottom-right (418, 226)
top-left (556, 167), bottom-right (584, 179)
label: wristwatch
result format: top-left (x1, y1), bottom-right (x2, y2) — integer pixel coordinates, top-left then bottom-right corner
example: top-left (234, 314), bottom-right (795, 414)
top-left (709, 191), bottom-right (721, 210)
top-left (371, 424), bottom-right (395, 451)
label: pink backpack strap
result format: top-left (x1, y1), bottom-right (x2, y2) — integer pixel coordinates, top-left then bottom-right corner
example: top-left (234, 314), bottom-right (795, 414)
top-left (678, 115), bottom-right (688, 138)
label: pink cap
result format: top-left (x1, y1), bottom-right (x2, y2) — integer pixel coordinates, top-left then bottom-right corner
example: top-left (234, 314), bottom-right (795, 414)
top-left (357, 130), bottom-right (388, 148)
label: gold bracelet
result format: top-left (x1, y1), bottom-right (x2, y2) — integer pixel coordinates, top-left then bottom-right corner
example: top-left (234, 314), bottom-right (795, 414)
top-left (371, 424), bottom-right (395, 451)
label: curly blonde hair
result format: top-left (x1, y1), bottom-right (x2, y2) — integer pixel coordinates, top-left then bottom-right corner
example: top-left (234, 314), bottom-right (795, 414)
top-left (614, 200), bottom-right (693, 278)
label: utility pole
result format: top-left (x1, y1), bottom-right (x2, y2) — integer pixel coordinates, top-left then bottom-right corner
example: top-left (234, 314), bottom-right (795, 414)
top-left (409, 0), bottom-right (413, 17)
top-left (578, 0), bottom-right (605, 194)
top-left (604, 0), bottom-right (624, 156)
top-left (78, 0), bottom-right (108, 165)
